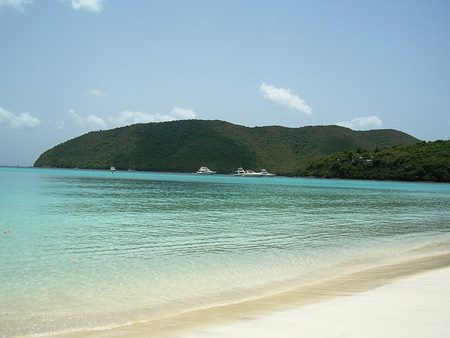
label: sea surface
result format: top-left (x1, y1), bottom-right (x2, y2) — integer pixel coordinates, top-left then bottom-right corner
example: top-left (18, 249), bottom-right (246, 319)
top-left (1, 167), bottom-right (449, 336)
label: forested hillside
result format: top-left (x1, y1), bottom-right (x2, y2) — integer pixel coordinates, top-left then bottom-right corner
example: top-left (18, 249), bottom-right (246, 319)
top-left (304, 140), bottom-right (449, 182)
top-left (34, 119), bottom-right (419, 175)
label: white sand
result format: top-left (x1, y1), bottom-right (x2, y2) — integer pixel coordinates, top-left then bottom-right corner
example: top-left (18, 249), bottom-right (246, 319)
top-left (182, 267), bottom-right (450, 338)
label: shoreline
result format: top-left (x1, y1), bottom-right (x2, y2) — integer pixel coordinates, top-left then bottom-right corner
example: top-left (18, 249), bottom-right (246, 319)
top-left (68, 249), bottom-right (450, 338)
top-left (4, 166), bottom-right (449, 184)
top-left (182, 266), bottom-right (450, 338)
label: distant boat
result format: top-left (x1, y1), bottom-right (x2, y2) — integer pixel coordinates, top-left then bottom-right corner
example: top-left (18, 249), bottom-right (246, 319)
top-left (233, 167), bottom-right (246, 176)
top-left (260, 169), bottom-right (275, 177)
top-left (233, 168), bottom-right (275, 177)
top-left (234, 168), bottom-right (260, 177)
top-left (241, 169), bottom-right (261, 177)
top-left (110, 166), bottom-right (116, 173)
top-left (195, 166), bottom-right (216, 175)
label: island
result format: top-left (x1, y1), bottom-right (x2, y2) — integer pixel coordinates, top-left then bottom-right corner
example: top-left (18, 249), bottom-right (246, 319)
top-left (34, 119), bottom-right (418, 176)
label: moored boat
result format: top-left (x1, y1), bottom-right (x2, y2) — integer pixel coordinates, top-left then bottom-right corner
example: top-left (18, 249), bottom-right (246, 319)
top-left (195, 166), bottom-right (216, 174)
top-left (233, 167), bottom-right (246, 176)
top-left (242, 169), bottom-right (261, 177)
top-left (260, 169), bottom-right (275, 176)
top-left (233, 168), bottom-right (275, 177)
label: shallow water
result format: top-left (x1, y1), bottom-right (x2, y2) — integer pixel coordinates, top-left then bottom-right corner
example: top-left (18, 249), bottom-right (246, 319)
top-left (1, 167), bottom-right (449, 336)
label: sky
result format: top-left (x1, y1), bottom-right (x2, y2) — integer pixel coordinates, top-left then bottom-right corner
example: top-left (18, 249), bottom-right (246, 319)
top-left (0, 0), bottom-right (449, 166)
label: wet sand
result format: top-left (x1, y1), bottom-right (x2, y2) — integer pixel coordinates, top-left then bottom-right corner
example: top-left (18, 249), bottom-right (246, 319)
top-left (76, 251), bottom-right (450, 337)
top-left (182, 266), bottom-right (450, 338)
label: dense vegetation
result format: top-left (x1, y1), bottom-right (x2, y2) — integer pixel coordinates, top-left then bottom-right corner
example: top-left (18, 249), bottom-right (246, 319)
top-left (34, 119), bottom-right (418, 175)
top-left (304, 140), bottom-right (450, 182)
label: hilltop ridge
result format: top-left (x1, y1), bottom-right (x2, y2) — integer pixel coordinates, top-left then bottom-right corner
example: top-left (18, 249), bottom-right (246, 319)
top-left (34, 119), bottom-right (419, 175)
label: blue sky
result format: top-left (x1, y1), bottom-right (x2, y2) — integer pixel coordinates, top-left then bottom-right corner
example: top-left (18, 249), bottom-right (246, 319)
top-left (1, 0), bottom-right (449, 166)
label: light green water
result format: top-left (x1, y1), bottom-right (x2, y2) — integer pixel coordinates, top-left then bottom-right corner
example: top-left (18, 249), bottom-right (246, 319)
top-left (0, 167), bottom-right (449, 336)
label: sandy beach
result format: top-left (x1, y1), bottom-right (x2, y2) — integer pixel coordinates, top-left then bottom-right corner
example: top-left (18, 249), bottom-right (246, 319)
top-left (182, 266), bottom-right (450, 338)
top-left (76, 251), bottom-right (450, 338)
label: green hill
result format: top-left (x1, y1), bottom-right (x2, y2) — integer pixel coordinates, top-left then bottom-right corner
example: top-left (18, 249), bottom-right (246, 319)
top-left (304, 140), bottom-right (450, 182)
top-left (34, 119), bottom-right (419, 175)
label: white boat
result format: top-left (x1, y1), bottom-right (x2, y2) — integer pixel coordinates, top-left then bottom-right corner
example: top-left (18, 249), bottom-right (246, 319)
top-left (195, 166), bottom-right (216, 174)
top-left (110, 166), bottom-right (116, 173)
top-left (233, 168), bottom-right (275, 177)
top-left (234, 168), bottom-right (260, 177)
top-left (233, 167), bottom-right (246, 176)
top-left (260, 169), bottom-right (275, 177)
top-left (242, 169), bottom-right (261, 177)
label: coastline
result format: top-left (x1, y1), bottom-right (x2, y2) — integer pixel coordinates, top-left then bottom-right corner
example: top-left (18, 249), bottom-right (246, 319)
top-left (68, 247), bottom-right (450, 338)
top-left (182, 266), bottom-right (450, 338)
top-left (3, 166), bottom-right (449, 184)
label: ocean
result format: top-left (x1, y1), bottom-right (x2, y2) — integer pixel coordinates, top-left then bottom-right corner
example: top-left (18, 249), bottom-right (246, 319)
top-left (1, 167), bottom-right (449, 336)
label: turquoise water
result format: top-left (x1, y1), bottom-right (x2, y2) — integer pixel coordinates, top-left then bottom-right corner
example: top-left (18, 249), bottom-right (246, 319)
top-left (1, 167), bottom-right (449, 336)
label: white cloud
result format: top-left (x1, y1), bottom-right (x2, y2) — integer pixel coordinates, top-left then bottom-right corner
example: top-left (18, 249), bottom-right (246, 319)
top-left (108, 107), bottom-right (197, 127)
top-left (260, 82), bottom-right (312, 115)
top-left (0, 106), bottom-right (40, 129)
top-left (171, 107), bottom-right (197, 119)
top-left (68, 108), bottom-right (106, 130)
top-left (108, 111), bottom-right (175, 127)
top-left (89, 88), bottom-right (103, 97)
top-left (68, 107), bottom-right (198, 130)
top-left (70, 0), bottom-right (103, 12)
top-left (0, 0), bottom-right (32, 11)
top-left (67, 108), bottom-right (84, 125)
top-left (86, 115), bottom-right (107, 129)
top-left (336, 115), bottom-right (383, 130)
